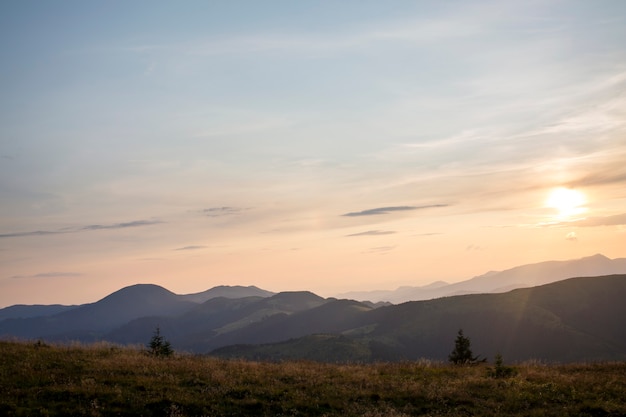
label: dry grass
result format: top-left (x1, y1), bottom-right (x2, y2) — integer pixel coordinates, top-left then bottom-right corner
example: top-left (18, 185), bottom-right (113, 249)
top-left (1, 340), bottom-right (625, 416)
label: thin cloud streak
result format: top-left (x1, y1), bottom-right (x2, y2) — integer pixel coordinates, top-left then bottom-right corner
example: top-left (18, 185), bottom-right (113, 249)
top-left (81, 220), bottom-right (163, 231)
top-left (0, 230), bottom-right (63, 239)
top-left (0, 220), bottom-right (162, 239)
top-left (363, 246), bottom-right (396, 254)
top-left (561, 213), bottom-right (626, 228)
top-left (174, 245), bottom-right (207, 251)
top-left (202, 207), bottom-right (248, 217)
top-left (567, 160), bottom-right (626, 188)
top-left (342, 205), bottom-right (447, 217)
top-left (127, 14), bottom-right (484, 58)
top-left (346, 230), bottom-right (396, 237)
top-left (11, 272), bottom-right (83, 279)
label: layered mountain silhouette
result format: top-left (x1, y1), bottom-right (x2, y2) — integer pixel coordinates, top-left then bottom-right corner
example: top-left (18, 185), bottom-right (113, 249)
top-left (0, 304), bottom-right (78, 321)
top-left (338, 254), bottom-right (626, 303)
top-left (213, 274), bottom-right (626, 363)
top-left (1, 255), bottom-right (625, 363)
top-left (0, 285), bottom-right (273, 341)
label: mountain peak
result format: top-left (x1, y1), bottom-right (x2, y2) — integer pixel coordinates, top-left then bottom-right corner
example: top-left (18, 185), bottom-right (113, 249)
top-left (270, 291), bottom-right (323, 301)
top-left (182, 285), bottom-right (274, 303)
top-left (584, 253), bottom-right (609, 261)
top-left (265, 291), bottom-right (327, 312)
top-left (422, 280), bottom-right (450, 289)
top-left (99, 284), bottom-right (176, 303)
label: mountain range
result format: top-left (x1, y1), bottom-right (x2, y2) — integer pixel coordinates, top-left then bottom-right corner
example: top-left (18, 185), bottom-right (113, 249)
top-left (338, 253), bottom-right (626, 303)
top-left (1, 254), bottom-right (625, 363)
top-left (213, 274), bottom-right (626, 363)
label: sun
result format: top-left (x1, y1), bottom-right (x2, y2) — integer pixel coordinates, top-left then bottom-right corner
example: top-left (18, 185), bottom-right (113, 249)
top-left (546, 187), bottom-right (587, 218)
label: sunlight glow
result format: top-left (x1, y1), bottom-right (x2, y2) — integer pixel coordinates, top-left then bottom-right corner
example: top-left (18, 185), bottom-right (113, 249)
top-left (546, 187), bottom-right (587, 218)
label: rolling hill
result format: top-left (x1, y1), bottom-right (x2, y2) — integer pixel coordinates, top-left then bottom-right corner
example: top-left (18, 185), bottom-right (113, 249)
top-left (0, 284), bottom-right (273, 342)
top-left (213, 274), bottom-right (626, 363)
top-left (181, 285), bottom-right (275, 303)
top-left (1, 258), bottom-right (625, 363)
top-left (0, 304), bottom-right (78, 321)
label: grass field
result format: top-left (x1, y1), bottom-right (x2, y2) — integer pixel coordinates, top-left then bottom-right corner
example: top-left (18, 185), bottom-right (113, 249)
top-left (1, 340), bottom-right (625, 416)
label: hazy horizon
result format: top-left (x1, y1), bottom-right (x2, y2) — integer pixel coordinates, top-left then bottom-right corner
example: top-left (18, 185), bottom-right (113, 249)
top-left (2, 1), bottom-right (626, 308)
top-left (0, 252), bottom-right (624, 308)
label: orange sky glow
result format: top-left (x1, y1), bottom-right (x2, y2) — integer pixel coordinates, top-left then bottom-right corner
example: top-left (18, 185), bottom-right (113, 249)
top-left (1, 1), bottom-right (626, 307)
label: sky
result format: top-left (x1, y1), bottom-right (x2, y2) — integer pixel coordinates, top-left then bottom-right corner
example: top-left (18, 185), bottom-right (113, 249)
top-left (1, 1), bottom-right (626, 307)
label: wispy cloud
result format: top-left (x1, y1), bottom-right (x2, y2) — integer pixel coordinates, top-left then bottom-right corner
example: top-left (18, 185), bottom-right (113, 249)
top-left (342, 205), bottom-right (447, 217)
top-left (363, 246), bottom-right (396, 254)
top-left (565, 232), bottom-right (578, 242)
top-left (402, 130), bottom-right (488, 150)
top-left (202, 207), bottom-right (248, 217)
top-left (0, 220), bottom-right (162, 239)
top-left (140, 15), bottom-right (483, 58)
top-left (346, 230), bottom-right (396, 237)
top-left (0, 230), bottom-right (62, 238)
top-left (81, 220), bottom-right (162, 231)
top-left (561, 213), bottom-right (626, 228)
top-left (174, 245), bottom-right (207, 251)
top-left (527, 85), bottom-right (626, 137)
top-left (11, 272), bottom-right (83, 279)
top-left (567, 160), bottom-right (626, 188)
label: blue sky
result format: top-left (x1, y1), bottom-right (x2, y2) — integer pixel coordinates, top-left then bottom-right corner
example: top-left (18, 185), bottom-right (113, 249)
top-left (1, 1), bottom-right (626, 306)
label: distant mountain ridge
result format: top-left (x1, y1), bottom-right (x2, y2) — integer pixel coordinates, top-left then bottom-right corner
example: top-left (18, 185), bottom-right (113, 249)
top-left (1, 256), bottom-right (625, 363)
top-left (181, 285), bottom-right (275, 303)
top-left (213, 274), bottom-right (626, 363)
top-left (337, 254), bottom-right (626, 303)
top-left (0, 285), bottom-right (274, 340)
top-left (0, 304), bottom-right (78, 321)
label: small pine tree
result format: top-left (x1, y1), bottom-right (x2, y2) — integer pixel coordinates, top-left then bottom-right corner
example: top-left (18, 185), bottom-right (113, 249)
top-left (448, 329), bottom-right (483, 365)
top-left (147, 326), bottom-right (173, 357)
top-left (489, 353), bottom-right (516, 378)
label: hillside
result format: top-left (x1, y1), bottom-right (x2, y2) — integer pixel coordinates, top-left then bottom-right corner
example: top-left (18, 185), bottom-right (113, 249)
top-left (1, 274), bottom-right (625, 363)
top-left (0, 304), bottom-right (78, 321)
top-left (213, 275), bottom-right (626, 363)
top-left (0, 284), bottom-right (196, 341)
top-left (2, 341), bottom-right (625, 417)
top-left (0, 284), bottom-right (273, 342)
top-left (105, 291), bottom-right (330, 351)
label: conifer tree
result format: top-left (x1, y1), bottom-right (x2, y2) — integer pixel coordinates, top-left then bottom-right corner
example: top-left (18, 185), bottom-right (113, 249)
top-left (147, 326), bottom-right (173, 357)
top-left (489, 353), bottom-right (515, 378)
top-left (448, 329), bottom-right (482, 365)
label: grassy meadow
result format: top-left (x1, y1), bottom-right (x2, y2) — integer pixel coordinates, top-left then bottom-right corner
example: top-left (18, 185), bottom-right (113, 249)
top-left (1, 340), bottom-right (625, 416)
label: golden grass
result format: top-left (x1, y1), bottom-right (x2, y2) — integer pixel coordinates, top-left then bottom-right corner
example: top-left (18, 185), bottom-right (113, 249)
top-left (1, 340), bottom-right (625, 416)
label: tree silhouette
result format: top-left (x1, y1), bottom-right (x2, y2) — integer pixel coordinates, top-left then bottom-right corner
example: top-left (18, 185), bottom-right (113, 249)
top-left (147, 326), bottom-right (173, 357)
top-left (488, 353), bottom-right (516, 378)
top-left (448, 329), bottom-right (483, 365)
